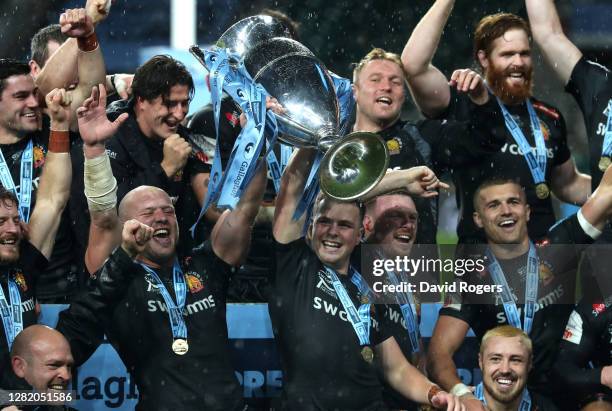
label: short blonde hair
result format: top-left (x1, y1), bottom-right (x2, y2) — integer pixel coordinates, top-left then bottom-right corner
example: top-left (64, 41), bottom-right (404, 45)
top-left (480, 325), bottom-right (532, 357)
top-left (352, 48), bottom-right (407, 84)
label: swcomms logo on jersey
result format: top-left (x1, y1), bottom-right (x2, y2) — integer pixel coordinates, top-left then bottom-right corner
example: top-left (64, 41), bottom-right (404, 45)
top-left (495, 284), bottom-right (565, 323)
top-left (386, 306), bottom-right (407, 330)
top-left (312, 296), bottom-right (379, 329)
top-left (500, 143), bottom-right (554, 159)
top-left (147, 295), bottom-right (216, 315)
top-left (315, 269), bottom-right (337, 299)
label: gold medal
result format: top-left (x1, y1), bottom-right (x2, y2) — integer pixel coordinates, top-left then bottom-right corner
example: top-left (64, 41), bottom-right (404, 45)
top-left (361, 346), bottom-right (374, 363)
top-left (172, 338), bottom-right (189, 355)
top-left (535, 183), bottom-right (550, 200)
top-left (360, 295), bottom-right (369, 304)
top-left (599, 156), bottom-right (611, 172)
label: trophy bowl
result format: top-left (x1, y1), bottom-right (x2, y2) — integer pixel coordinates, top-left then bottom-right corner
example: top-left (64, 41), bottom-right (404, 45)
top-left (244, 37), bottom-right (340, 150)
top-left (216, 15), bottom-right (294, 58)
top-left (320, 132), bottom-right (389, 201)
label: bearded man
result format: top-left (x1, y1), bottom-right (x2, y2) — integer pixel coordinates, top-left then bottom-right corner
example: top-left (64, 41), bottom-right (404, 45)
top-left (400, 1), bottom-right (591, 245)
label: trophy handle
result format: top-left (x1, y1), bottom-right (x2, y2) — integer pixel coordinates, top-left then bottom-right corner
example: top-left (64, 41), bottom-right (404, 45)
top-left (319, 132), bottom-right (389, 201)
top-left (189, 45), bottom-right (207, 68)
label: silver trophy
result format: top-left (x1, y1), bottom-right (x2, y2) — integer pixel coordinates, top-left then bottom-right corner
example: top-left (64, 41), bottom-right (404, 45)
top-left (216, 15), bottom-right (294, 58)
top-left (190, 17), bottom-right (389, 200)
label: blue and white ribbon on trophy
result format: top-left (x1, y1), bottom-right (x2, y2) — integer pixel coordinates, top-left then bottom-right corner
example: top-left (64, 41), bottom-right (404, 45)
top-left (191, 48), bottom-right (355, 235)
top-left (190, 47), bottom-right (279, 236)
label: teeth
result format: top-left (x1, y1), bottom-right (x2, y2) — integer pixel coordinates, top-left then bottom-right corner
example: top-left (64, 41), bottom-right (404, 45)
top-left (396, 234), bottom-right (412, 240)
top-left (23, 113), bottom-right (36, 118)
top-left (376, 97), bottom-right (391, 104)
top-left (496, 378), bottom-right (512, 385)
top-left (499, 220), bottom-right (515, 227)
top-left (322, 241), bottom-right (340, 248)
top-left (153, 229), bottom-right (169, 238)
top-left (48, 384), bottom-right (65, 390)
top-left (0, 239), bottom-right (16, 245)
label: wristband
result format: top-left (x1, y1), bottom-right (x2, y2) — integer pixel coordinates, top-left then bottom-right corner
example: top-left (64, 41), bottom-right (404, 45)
top-left (450, 382), bottom-right (472, 397)
top-left (427, 384), bottom-right (442, 405)
top-left (49, 130), bottom-right (70, 153)
top-left (84, 152), bottom-right (117, 212)
top-left (78, 32), bottom-right (98, 52)
top-left (578, 209), bottom-right (602, 239)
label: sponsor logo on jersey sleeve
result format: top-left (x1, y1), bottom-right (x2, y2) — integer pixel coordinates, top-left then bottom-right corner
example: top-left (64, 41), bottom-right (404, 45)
top-left (563, 310), bottom-right (583, 345)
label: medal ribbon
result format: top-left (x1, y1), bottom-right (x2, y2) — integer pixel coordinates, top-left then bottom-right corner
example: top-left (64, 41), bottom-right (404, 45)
top-left (486, 242), bottom-right (539, 335)
top-left (138, 260), bottom-right (187, 341)
top-left (0, 140), bottom-right (34, 223)
top-left (495, 97), bottom-right (547, 187)
top-left (374, 250), bottom-right (420, 353)
top-left (0, 274), bottom-right (23, 350)
top-left (602, 100), bottom-right (612, 158)
top-left (324, 266), bottom-right (371, 346)
top-left (475, 382), bottom-right (531, 411)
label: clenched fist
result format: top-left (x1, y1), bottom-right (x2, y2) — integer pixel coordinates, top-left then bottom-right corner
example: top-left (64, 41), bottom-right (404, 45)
top-left (45, 88), bottom-right (72, 131)
top-left (121, 219), bottom-right (154, 258)
top-left (60, 9), bottom-right (94, 38)
top-left (161, 134), bottom-right (191, 178)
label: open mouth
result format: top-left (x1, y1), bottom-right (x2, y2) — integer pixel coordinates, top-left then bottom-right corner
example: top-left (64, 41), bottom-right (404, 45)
top-left (164, 119), bottom-right (179, 130)
top-left (497, 219), bottom-right (517, 230)
top-left (153, 228), bottom-right (169, 238)
top-left (48, 383), bottom-right (67, 391)
top-left (322, 240), bottom-right (341, 250)
top-left (376, 97), bottom-right (392, 106)
top-left (22, 112), bottom-right (38, 120)
top-left (494, 376), bottom-right (516, 391)
top-left (393, 233), bottom-right (413, 243)
top-left (0, 237), bottom-right (17, 246)
top-left (152, 228), bottom-right (172, 246)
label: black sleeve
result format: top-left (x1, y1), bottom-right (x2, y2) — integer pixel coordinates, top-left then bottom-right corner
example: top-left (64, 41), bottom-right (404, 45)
top-left (566, 57), bottom-right (611, 119)
top-left (548, 213), bottom-right (596, 246)
top-left (420, 96), bottom-right (507, 171)
top-left (56, 247), bottom-right (136, 366)
top-left (272, 238), bottom-right (310, 294)
top-left (192, 240), bottom-right (234, 292)
top-left (20, 241), bottom-right (49, 297)
top-left (552, 300), bottom-right (606, 396)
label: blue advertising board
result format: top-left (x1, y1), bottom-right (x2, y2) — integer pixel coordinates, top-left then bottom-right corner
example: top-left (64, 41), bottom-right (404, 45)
top-left (39, 303), bottom-right (480, 410)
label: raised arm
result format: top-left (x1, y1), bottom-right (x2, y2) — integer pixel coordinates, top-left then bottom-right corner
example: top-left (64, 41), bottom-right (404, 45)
top-left (77, 84), bottom-right (129, 273)
top-left (402, 0), bottom-right (454, 117)
top-left (63, 9), bottom-right (107, 125)
top-left (28, 89), bottom-right (73, 259)
top-left (211, 161), bottom-right (267, 266)
top-left (36, 0), bottom-right (110, 96)
top-left (525, 0), bottom-right (582, 84)
top-left (272, 148), bottom-right (318, 244)
top-left (578, 164), bottom-right (612, 231)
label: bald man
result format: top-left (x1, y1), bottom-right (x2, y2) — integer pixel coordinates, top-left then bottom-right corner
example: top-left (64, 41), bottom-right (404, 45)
top-left (11, 325), bottom-right (73, 395)
top-left (57, 85), bottom-right (267, 410)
